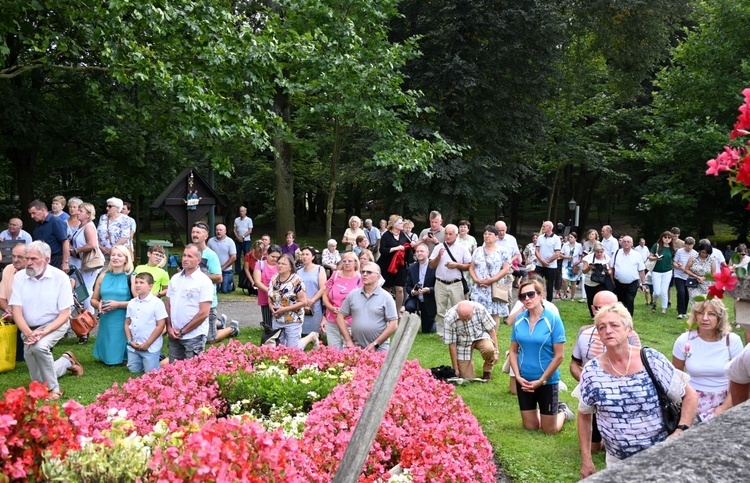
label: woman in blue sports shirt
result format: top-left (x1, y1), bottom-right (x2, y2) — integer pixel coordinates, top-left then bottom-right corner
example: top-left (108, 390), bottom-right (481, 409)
top-left (509, 278), bottom-right (573, 434)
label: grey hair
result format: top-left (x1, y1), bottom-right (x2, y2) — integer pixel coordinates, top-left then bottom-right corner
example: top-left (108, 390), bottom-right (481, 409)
top-left (26, 240), bottom-right (51, 259)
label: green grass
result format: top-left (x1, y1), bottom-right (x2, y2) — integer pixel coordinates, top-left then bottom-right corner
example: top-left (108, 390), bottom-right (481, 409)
top-left (1, 291), bottom-right (742, 482)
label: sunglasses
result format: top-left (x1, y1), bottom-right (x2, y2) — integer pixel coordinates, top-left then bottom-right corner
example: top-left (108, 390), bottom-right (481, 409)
top-left (519, 291), bottom-right (538, 301)
top-left (360, 270), bottom-right (376, 276)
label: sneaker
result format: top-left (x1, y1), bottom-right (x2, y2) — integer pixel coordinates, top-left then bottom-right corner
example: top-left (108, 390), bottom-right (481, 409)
top-left (63, 351), bottom-right (84, 377)
top-left (219, 313), bottom-right (228, 330)
top-left (229, 319), bottom-right (240, 337)
top-left (310, 331), bottom-right (320, 350)
top-left (558, 402), bottom-right (575, 421)
top-left (77, 335), bottom-right (89, 345)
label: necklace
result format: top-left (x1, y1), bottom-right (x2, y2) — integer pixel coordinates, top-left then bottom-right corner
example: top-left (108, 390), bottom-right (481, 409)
top-left (606, 347), bottom-right (632, 376)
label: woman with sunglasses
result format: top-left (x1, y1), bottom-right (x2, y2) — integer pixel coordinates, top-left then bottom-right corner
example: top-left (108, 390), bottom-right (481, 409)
top-left (509, 278), bottom-right (572, 434)
top-left (581, 242), bottom-right (611, 319)
top-left (648, 231), bottom-right (676, 315)
top-left (253, 244), bottom-right (282, 343)
top-left (322, 251), bottom-right (363, 349)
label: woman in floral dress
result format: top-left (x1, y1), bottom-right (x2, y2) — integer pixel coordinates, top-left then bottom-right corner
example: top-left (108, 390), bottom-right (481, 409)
top-left (685, 239), bottom-right (717, 305)
top-left (268, 254), bottom-right (307, 348)
top-left (469, 225), bottom-right (511, 324)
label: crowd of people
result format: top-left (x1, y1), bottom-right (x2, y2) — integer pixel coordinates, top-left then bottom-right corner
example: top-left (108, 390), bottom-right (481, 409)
top-left (6, 200), bottom-right (750, 478)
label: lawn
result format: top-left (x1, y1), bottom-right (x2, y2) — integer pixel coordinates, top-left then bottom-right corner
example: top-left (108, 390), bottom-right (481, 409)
top-left (0, 290), bottom-right (740, 482)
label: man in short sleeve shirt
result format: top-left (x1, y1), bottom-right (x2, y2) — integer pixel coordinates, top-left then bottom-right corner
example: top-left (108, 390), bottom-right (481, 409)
top-left (444, 301), bottom-right (499, 380)
top-left (165, 244), bottom-right (214, 361)
top-left (233, 206), bottom-right (253, 273)
top-left (429, 224), bottom-right (472, 339)
top-left (535, 221), bottom-right (561, 302)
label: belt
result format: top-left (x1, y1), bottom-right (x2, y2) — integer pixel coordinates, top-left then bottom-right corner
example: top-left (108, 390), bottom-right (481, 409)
top-left (437, 278), bottom-right (462, 285)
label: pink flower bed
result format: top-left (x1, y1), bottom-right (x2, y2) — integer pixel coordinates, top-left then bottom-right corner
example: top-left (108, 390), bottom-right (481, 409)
top-left (8, 341), bottom-right (496, 482)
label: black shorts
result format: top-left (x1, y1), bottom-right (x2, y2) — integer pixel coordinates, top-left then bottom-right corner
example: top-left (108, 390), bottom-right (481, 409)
top-left (516, 381), bottom-right (559, 415)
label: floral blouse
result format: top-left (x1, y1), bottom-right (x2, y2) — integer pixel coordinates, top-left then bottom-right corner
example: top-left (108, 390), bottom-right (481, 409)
top-left (97, 214), bottom-right (132, 249)
top-left (268, 273), bottom-right (306, 325)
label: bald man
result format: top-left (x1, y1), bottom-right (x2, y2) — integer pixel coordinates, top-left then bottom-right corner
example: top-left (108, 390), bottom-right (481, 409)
top-left (208, 223), bottom-right (237, 293)
top-left (0, 218), bottom-right (32, 244)
top-left (494, 221), bottom-right (521, 265)
top-left (444, 300), bottom-right (500, 381)
top-left (570, 290), bottom-right (641, 453)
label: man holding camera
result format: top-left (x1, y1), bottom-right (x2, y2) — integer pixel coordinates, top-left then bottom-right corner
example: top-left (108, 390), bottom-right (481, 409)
top-left (416, 210), bottom-right (445, 256)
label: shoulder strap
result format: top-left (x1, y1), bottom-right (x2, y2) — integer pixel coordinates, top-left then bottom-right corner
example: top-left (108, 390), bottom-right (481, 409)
top-left (727, 334), bottom-right (731, 360)
top-left (444, 243), bottom-right (457, 263)
top-left (640, 347), bottom-right (667, 398)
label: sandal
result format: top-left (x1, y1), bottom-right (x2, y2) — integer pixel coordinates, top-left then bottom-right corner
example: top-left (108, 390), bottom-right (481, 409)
top-left (651, 306), bottom-right (656, 313)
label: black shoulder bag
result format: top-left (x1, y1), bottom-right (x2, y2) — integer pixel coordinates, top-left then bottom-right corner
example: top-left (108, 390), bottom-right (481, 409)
top-left (640, 347), bottom-right (682, 434)
top-left (444, 244), bottom-right (469, 295)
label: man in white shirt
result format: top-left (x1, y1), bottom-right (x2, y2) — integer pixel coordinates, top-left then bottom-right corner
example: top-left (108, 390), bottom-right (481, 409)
top-left (429, 224), bottom-right (471, 338)
top-left (600, 225), bottom-right (619, 259)
top-left (535, 221), bottom-right (561, 302)
top-left (208, 223), bottom-right (237, 293)
top-left (611, 236), bottom-right (646, 316)
top-left (165, 244), bottom-right (214, 361)
top-left (9, 241), bottom-right (76, 399)
top-left (0, 218), bottom-right (32, 244)
top-left (233, 206), bottom-right (253, 273)
top-left (633, 237), bottom-right (650, 263)
top-left (495, 221), bottom-right (521, 265)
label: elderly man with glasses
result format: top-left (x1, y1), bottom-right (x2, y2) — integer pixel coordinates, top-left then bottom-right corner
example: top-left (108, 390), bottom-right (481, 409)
top-left (337, 262), bottom-right (398, 352)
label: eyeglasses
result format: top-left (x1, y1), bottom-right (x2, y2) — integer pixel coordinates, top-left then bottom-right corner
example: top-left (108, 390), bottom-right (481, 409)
top-left (663, 236), bottom-right (672, 239)
top-left (518, 291), bottom-right (538, 301)
top-left (592, 305), bottom-right (602, 312)
top-left (360, 270), bottom-right (376, 276)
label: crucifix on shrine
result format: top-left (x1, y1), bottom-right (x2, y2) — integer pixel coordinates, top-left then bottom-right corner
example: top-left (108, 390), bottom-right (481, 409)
top-left (152, 167), bottom-right (227, 244)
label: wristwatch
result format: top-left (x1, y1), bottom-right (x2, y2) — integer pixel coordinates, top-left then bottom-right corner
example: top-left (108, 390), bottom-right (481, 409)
top-left (374, 343), bottom-right (380, 349)
top-left (676, 424), bottom-right (690, 431)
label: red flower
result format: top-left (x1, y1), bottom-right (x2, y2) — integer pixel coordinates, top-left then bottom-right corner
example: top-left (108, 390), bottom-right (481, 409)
top-left (712, 266), bottom-right (738, 294)
top-left (736, 157), bottom-right (750, 186)
top-left (708, 285), bottom-right (724, 299)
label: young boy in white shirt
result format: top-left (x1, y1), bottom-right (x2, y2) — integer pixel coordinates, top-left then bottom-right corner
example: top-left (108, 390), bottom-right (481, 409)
top-left (124, 272), bottom-right (168, 373)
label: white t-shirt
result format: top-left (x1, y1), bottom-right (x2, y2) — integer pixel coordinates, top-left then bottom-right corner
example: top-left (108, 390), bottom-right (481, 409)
top-left (582, 253), bottom-right (611, 287)
top-left (673, 332), bottom-right (744, 391)
top-left (536, 233), bottom-right (562, 269)
top-left (167, 269), bottom-right (214, 339)
top-left (612, 249), bottom-right (645, 284)
top-left (9, 265), bottom-right (74, 327)
top-left (234, 216), bottom-right (254, 241)
top-left (727, 343), bottom-right (750, 384)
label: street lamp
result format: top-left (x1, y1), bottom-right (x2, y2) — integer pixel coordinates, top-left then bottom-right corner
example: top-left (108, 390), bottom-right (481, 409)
top-left (568, 198), bottom-right (579, 230)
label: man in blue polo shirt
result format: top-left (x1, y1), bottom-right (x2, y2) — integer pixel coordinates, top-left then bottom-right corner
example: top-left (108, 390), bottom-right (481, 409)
top-left (28, 200), bottom-right (69, 271)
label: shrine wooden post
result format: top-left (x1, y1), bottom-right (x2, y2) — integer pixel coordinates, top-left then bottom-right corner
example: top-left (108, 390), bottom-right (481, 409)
top-left (332, 313), bottom-right (421, 483)
top-left (151, 167), bottom-right (227, 245)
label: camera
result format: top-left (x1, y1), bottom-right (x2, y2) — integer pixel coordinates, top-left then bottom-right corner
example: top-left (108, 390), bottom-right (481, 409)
top-left (413, 283), bottom-right (423, 291)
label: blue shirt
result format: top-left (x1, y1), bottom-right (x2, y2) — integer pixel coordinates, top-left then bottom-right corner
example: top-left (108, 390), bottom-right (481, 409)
top-left (511, 307), bottom-right (566, 384)
top-left (33, 213), bottom-right (68, 256)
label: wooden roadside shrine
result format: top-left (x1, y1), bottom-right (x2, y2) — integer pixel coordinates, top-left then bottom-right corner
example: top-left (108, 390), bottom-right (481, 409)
top-left (151, 167), bottom-right (227, 245)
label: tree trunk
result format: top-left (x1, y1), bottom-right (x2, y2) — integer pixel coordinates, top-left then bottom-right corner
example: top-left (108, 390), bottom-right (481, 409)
top-left (325, 118), bottom-right (344, 241)
top-left (273, 87), bottom-right (295, 240)
top-left (7, 147), bottom-right (36, 228)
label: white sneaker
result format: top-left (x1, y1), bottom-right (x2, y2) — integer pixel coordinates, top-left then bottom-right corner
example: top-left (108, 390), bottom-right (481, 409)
top-left (558, 402), bottom-right (575, 421)
top-left (230, 319), bottom-right (240, 337)
top-left (219, 313), bottom-right (228, 329)
top-left (310, 331), bottom-right (320, 350)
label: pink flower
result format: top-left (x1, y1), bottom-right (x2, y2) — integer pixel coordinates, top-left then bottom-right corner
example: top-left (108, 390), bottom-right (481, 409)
top-left (706, 147), bottom-right (741, 175)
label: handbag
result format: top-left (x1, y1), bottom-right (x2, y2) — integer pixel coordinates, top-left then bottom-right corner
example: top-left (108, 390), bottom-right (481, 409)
top-left (444, 244), bottom-right (469, 295)
top-left (492, 281), bottom-right (511, 303)
top-left (70, 301), bottom-right (98, 337)
top-left (590, 264), bottom-right (608, 284)
top-left (640, 347), bottom-right (682, 435)
top-left (0, 321), bottom-right (17, 373)
top-left (645, 258), bottom-right (657, 272)
top-left (501, 350), bottom-right (511, 374)
top-left (685, 277), bottom-right (699, 288)
top-left (82, 248), bottom-right (104, 270)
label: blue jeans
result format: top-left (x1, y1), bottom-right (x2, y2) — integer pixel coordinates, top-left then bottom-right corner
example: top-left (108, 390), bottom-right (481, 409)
top-left (127, 349), bottom-right (161, 373)
top-left (220, 270), bottom-right (234, 293)
top-left (235, 240), bottom-right (251, 273)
